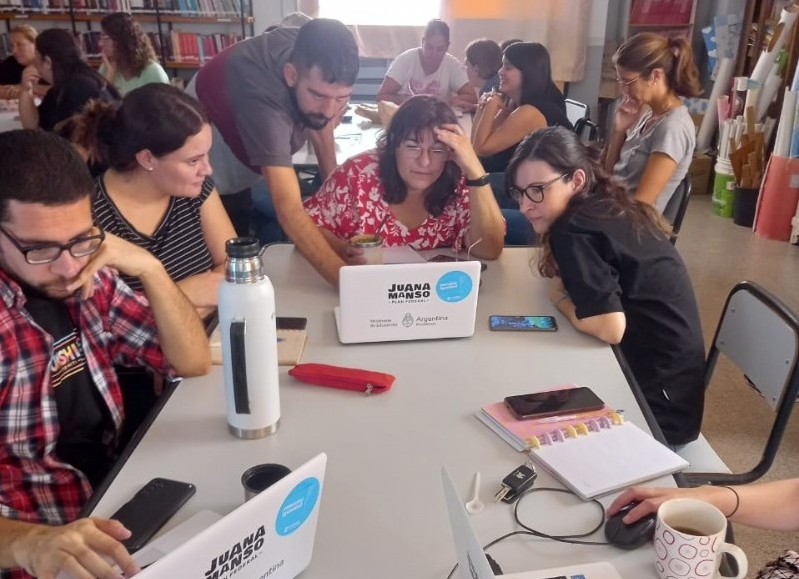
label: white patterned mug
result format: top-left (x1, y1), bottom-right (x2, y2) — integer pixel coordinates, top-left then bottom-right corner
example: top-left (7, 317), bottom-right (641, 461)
top-left (655, 498), bottom-right (747, 579)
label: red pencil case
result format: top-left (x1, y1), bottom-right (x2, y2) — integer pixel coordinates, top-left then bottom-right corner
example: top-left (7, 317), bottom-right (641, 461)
top-left (288, 363), bottom-right (394, 395)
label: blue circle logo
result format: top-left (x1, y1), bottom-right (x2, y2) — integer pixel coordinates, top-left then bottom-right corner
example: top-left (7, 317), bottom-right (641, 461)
top-left (275, 477), bottom-right (320, 536)
top-left (436, 271), bottom-right (473, 303)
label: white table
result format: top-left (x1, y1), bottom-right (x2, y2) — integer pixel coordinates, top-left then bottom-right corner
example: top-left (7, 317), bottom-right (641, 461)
top-left (292, 106), bottom-right (473, 167)
top-left (90, 246), bottom-right (672, 578)
top-left (0, 106), bottom-right (21, 133)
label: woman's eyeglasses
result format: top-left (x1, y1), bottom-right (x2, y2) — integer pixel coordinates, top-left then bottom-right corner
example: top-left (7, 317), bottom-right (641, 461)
top-left (399, 142), bottom-right (449, 161)
top-left (615, 75), bottom-right (640, 87)
top-left (0, 223), bottom-right (105, 265)
top-left (508, 173), bottom-right (569, 204)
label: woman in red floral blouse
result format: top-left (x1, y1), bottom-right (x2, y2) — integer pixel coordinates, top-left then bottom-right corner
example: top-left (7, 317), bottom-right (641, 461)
top-left (304, 95), bottom-right (505, 262)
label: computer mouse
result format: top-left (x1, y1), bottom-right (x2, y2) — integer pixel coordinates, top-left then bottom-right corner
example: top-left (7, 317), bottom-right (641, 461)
top-left (604, 502), bottom-right (656, 550)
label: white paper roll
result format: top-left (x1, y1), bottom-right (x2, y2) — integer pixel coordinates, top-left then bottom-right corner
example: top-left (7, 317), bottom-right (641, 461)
top-left (752, 6), bottom-right (799, 84)
top-left (774, 89), bottom-right (797, 157)
top-left (757, 65), bottom-right (783, 121)
top-left (697, 57), bottom-right (735, 153)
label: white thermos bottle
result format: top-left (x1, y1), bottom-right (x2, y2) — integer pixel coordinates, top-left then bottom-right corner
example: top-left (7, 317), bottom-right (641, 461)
top-left (218, 237), bottom-right (280, 438)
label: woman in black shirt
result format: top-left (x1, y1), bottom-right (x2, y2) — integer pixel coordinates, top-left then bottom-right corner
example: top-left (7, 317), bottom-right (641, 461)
top-left (19, 28), bottom-right (118, 131)
top-left (505, 126), bottom-right (705, 446)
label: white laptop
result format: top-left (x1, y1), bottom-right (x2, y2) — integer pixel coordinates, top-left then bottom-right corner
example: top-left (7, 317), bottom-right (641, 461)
top-left (441, 467), bottom-right (623, 579)
top-left (334, 261), bottom-right (482, 343)
top-left (66, 453), bottom-right (327, 579)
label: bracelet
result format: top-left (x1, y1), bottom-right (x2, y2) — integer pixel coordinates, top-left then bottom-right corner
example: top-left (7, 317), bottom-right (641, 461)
top-left (720, 485), bottom-right (740, 518)
top-left (554, 293), bottom-right (570, 308)
top-left (465, 173), bottom-right (490, 187)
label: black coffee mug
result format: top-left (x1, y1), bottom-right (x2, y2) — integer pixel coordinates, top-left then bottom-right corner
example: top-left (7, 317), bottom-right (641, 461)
top-left (241, 463), bottom-right (291, 501)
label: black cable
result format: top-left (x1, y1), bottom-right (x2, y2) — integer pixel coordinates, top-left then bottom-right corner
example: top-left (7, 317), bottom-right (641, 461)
top-left (444, 487), bottom-right (610, 578)
top-left (512, 486), bottom-right (610, 546)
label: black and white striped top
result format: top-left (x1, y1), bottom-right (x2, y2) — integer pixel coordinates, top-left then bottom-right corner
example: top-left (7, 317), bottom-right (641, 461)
top-left (94, 177), bottom-right (215, 292)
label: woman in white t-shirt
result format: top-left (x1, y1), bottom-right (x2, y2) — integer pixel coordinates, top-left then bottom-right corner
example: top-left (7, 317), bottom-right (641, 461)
top-left (376, 19), bottom-right (475, 107)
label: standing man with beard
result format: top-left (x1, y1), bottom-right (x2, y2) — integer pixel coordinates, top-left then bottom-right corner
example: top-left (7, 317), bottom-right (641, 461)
top-left (187, 18), bottom-right (359, 285)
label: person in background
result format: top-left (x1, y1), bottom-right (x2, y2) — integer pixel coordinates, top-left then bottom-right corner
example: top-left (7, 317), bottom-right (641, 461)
top-left (472, 42), bottom-right (572, 174)
top-left (70, 83), bottom-right (234, 315)
top-left (0, 129), bottom-right (209, 579)
top-left (187, 18), bottom-right (359, 285)
top-left (304, 95), bottom-right (504, 261)
top-left (452, 38), bottom-right (502, 113)
top-left (499, 38), bottom-right (523, 52)
top-left (98, 12), bottom-right (169, 96)
top-left (376, 19), bottom-right (476, 107)
top-left (19, 28), bottom-right (118, 131)
top-left (264, 11), bottom-right (313, 33)
top-left (604, 32), bottom-right (701, 212)
top-left (506, 126), bottom-right (705, 446)
top-left (0, 25), bottom-right (42, 100)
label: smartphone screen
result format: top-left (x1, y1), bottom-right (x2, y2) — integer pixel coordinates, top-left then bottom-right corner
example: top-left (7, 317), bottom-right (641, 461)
top-left (489, 315), bottom-right (558, 331)
top-left (504, 387), bottom-right (604, 420)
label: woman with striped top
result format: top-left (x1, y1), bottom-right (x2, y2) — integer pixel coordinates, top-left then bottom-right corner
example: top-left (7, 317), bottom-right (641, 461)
top-left (71, 83), bottom-right (235, 314)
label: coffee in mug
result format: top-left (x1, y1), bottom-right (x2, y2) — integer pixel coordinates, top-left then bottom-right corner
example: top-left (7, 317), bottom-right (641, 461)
top-left (655, 498), bottom-right (747, 579)
top-left (350, 234), bottom-right (383, 265)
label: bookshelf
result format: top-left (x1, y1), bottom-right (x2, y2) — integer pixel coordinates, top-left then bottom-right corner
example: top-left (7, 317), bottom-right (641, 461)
top-left (0, 1), bottom-right (254, 69)
top-left (624, 0), bottom-right (698, 40)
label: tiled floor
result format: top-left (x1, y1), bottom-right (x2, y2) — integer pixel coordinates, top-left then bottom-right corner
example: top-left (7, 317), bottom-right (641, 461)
top-left (677, 195), bottom-right (799, 575)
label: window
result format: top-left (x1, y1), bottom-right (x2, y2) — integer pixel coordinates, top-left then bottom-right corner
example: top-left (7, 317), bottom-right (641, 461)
top-left (318, 0), bottom-right (440, 26)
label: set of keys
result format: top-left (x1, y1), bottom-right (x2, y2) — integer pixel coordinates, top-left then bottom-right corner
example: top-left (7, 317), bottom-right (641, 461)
top-left (494, 461), bottom-right (538, 504)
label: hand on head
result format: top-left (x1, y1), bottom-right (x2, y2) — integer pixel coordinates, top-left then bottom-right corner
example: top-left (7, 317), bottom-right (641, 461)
top-left (433, 123), bottom-right (484, 180)
top-left (66, 232), bottom-right (164, 300)
top-left (14, 518), bottom-right (138, 579)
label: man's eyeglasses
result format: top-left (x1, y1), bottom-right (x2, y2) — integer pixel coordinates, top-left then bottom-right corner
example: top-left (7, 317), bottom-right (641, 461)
top-left (0, 223), bottom-right (105, 265)
top-left (616, 75), bottom-right (640, 87)
top-left (508, 173), bottom-right (569, 204)
top-left (399, 141), bottom-right (449, 161)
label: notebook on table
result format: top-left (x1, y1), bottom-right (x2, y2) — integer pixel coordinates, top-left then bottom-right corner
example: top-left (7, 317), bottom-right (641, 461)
top-left (63, 453), bottom-right (327, 579)
top-left (441, 467), bottom-right (623, 579)
top-left (334, 261), bottom-right (482, 344)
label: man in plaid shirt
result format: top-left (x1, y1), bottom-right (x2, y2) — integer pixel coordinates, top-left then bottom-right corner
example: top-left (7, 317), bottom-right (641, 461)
top-left (0, 130), bottom-right (211, 578)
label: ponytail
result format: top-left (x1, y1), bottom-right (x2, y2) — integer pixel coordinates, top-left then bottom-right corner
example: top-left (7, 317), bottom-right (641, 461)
top-left (614, 32), bottom-right (702, 98)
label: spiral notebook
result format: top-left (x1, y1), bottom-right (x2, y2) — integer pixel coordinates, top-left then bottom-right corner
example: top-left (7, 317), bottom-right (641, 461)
top-left (477, 398), bottom-right (688, 500)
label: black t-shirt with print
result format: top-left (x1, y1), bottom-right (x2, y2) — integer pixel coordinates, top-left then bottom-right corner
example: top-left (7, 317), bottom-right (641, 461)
top-left (23, 287), bottom-right (115, 488)
top-left (548, 197), bottom-right (706, 445)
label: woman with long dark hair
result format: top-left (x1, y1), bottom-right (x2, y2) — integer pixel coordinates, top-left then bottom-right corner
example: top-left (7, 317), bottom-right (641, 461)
top-left (605, 32), bottom-right (702, 212)
top-left (472, 42), bottom-right (572, 173)
top-left (70, 83), bottom-right (235, 313)
top-left (506, 126), bottom-right (705, 446)
top-left (304, 95), bottom-right (504, 261)
top-left (19, 28), bottom-right (118, 131)
top-left (99, 12), bottom-right (168, 95)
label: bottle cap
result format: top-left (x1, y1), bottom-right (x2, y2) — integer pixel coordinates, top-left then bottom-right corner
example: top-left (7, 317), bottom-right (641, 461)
top-left (225, 237), bottom-right (261, 258)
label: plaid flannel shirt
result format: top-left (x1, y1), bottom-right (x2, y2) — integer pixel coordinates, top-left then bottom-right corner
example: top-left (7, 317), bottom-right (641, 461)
top-left (0, 267), bottom-right (171, 530)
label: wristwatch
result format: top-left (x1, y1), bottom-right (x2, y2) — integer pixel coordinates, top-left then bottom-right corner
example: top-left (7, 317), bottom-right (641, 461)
top-left (465, 174), bottom-right (490, 187)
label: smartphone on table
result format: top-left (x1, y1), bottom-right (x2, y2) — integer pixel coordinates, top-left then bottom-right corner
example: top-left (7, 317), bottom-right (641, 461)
top-left (504, 387), bottom-right (604, 420)
top-left (489, 315), bottom-right (558, 331)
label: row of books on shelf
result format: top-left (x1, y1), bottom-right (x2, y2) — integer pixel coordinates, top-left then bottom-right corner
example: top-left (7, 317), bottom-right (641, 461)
top-left (629, 0), bottom-right (693, 26)
top-left (0, 0), bottom-right (246, 17)
top-left (79, 29), bottom-right (241, 64)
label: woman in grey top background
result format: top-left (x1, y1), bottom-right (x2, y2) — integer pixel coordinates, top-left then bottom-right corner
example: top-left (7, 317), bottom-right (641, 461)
top-left (604, 32), bottom-right (702, 213)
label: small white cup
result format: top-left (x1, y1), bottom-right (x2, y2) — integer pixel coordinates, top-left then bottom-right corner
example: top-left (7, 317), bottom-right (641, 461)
top-left (350, 234), bottom-right (384, 265)
top-left (655, 498), bottom-right (747, 579)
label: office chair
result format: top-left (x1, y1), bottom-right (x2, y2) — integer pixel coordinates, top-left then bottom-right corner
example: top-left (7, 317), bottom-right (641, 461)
top-left (662, 176), bottom-right (692, 245)
top-left (680, 281), bottom-right (799, 486)
top-left (564, 98), bottom-right (599, 141)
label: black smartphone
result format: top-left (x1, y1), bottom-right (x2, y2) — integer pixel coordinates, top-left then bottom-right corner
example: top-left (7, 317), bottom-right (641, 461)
top-left (276, 317), bottom-right (308, 331)
top-left (111, 478), bottom-right (196, 553)
top-left (489, 315), bottom-right (558, 331)
top-left (504, 387), bottom-right (604, 420)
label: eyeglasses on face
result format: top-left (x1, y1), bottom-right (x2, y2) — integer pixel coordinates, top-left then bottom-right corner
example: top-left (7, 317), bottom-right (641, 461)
top-left (0, 223), bottom-right (105, 265)
top-left (508, 173), bottom-right (569, 204)
top-left (398, 141), bottom-right (449, 161)
top-left (615, 75), bottom-right (640, 87)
